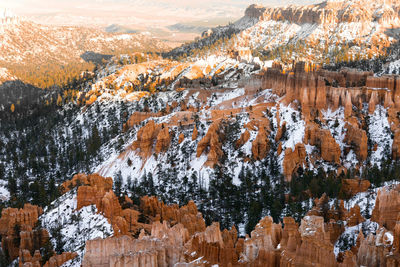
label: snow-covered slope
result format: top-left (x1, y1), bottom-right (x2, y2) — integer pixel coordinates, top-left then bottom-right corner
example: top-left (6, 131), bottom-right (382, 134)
top-left (41, 190), bottom-right (113, 266)
top-left (170, 0), bottom-right (400, 66)
top-left (0, 15), bottom-right (171, 65)
top-left (0, 68), bottom-right (15, 84)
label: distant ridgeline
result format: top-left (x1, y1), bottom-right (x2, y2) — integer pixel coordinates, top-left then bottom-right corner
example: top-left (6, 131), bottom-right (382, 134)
top-left (167, 0), bottom-right (400, 67)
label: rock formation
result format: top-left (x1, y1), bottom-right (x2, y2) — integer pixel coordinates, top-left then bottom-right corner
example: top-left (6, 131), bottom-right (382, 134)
top-left (251, 126), bottom-right (270, 160)
top-left (241, 216), bottom-right (281, 265)
top-left (94, 58), bottom-right (400, 180)
top-left (131, 120), bottom-right (161, 157)
top-left (392, 130), bottom-right (400, 160)
top-left (21, 251), bottom-right (78, 267)
top-left (0, 204), bottom-right (42, 235)
top-left (283, 143), bottom-right (306, 181)
top-left (357, 228), bottom-right (399, 266)
top-left (155, 125), bottom-right (171, 153)
top-left (305, 124), bottom-right (341, 163)
top-left (344, 123), bottom-right (368, 162)
top-left (281, 215), bottom-right (337, 266)
top-left (178, 133), bottom-right (185, 144)
top-left (19, 249), bottom-right (42, 267)
top-left (123, 112), bottom-right (160, 131)
top-left (340, 179), bottom-right (371, 198)
top-left (140, 196), bottom-right (206, 236)
top-left (196, 121), bottom-right (223, 167)
top-left (187, 222), bottom-right (242, 266)
top-left (11, 172), bottom-right (400, 267)
top-left (83, 221), bottom-right (188, 267)
top-left (235, 130), bottom-right (250, 148)
top-left (192, 125), bottom-right (198, 141)
top-left (0, 204), bottom-right (47, 261)
top-left (372, 184), bottom-right (400, 231)
top-left (75, 178), bottom-right (142, 236)
top-left (61, 173), bottom-right (113, 193)
top-left (43, 252), bottom-right (78, 267)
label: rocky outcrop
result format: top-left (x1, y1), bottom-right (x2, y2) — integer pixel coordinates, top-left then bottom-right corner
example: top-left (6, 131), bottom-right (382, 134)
top-left (371, 184), bottom-right (400, 231)
top-left (262, 62), bottom-right (400, 118)
top-left (21, 251), bottom-right (78, 267)
top-left (131, 120), bottom-right (161, 157)
top-left (281, 215), bottom-right (338, 267)
top-left (77, 185), bottom-right (120, 215)
top-left (178, 133), bottom-right (185, 144)
top-left (283, 143), bottom-right (306, 181)
top-left (129, 120), bottom-right (172, 157)
top-left (82, 222), bottom-right (188, 267)
top-left (357, 228), bottom-right (399, 266)
top-left (346, 205), bottom-right (365, 227)
top-left (259, 0), bottom-right (400, 30)
top-left (236, 130), bottom-right (250, 148)
top-left (192, 125), bottom-right (198, 140)
top-left (21, 176), bottom-right (400, 267)
top-left (242, 216), bottom-right (282, 265)
top-left (20, 249), bottom-right (42, 267)
top-left (368, 91), bottom-right (379, 114)
top-left (344, 123), bottom-right (368, 162)
top-left (77, 185), bottom-right (130, 235)
top-left (251, 126), bottom-right (270, 160)
top-left (61, 173), bottom-right (113, 193)
top-left (140, 196), bottom-right (206, 236)
top-left (187, 222), bottom-right (241, 266)
top-left (43, 252), bottom-right (78, 267)
top-left (196, 121), bottom-right (223, 167)
top-left (99, 59), bottom-right (400, 180)
top-left (67, 175), bottom-right (146, 237)
top-left (155, 125), bottom-right (171, 153)
top-left (392, 130), bottom-right (400, 160)
top-left (63, 174), bottom-right (207, 240)
top-left (340, 179), bottom-right (371, 198)
top-left (0, 204), bottom-right (47, 261)
top-left (123, 112), bottom-right (160, 131)
top-left (0, 204), bottom-right (42, 235)
top-left (245, 4), bottom-right (266, 20)
top-left (279, 217), bottom-right (301, 254)
top-left (305, 124), bottom-right (341, 163)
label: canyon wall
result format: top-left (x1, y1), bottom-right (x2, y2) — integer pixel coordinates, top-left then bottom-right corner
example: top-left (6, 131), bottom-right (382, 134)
top-left (76, 174), bottom-right (400, 267)
top-left (2, 173), bottom-right (399, 267)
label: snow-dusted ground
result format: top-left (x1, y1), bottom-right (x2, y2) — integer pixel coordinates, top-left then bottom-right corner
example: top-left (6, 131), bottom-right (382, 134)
top-left (0, 180), bottom-right (9, 201)
top-left (368, 105), bottom-right (392, 166)
top-left (322, 107), bottom-right (356, 169)
top-left (278, 104), bottom-right (305, 152)
top-left (93, 82), bottom-right (264, 190)
top-left (334, 220), bottom-right (379, 256)
top-left (41, 190), bottom-right (113, 267)
top-left (276, 103), bottom-right (306, 172)
top-left (333, 180), bottom-right (400, 255)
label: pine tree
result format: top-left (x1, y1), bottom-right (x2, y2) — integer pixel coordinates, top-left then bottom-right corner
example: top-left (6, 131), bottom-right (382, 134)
top-left (88, 125), bottom-right (101, 155)
top-left (51, 223), bottom-right (65, 254)
top-left (246, 200), bottom-right (262, 234)
top-left (41, 240), bottom-right (55, 265)
top-left (114, 171), bottom-right (123, 197)
top-left (7, 175), bottom-right (18, 200)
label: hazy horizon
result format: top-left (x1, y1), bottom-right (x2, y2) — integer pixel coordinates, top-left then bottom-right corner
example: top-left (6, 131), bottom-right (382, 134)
top-left (1, 0), bottom-right (322, 27)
